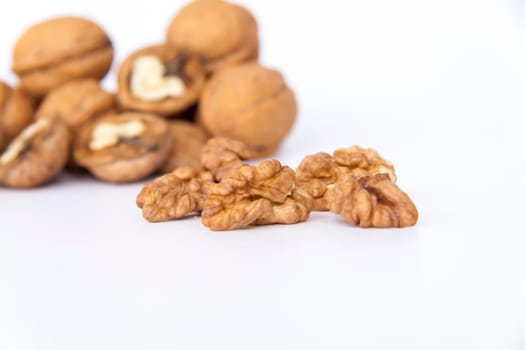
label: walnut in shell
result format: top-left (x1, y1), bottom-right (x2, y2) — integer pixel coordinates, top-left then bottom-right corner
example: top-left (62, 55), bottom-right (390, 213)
top-left (201, 160), bottom-right (312, 231)
top-left (325, 174), bottom-right (418, 228)
top-left (0, 117), bottom-right (71, 188)
top-left (137, 167), bottom-right (214, 222)
top-left (36, 79), bottom-right (114, 131)
top-left (160, 120), bottom-right (209, 173)
top-left (198, 63), bottom-right (297, 158)
top-left (73, 112), bottom-right (171, 183)
top-left (117, 45), bottom-right (206, 116)
top-left (0, 81), bottom-right (35, 149)
top-left (166, 0), bottom-right (259, 73)
top-left (12, 17), bottom-right (113, 98)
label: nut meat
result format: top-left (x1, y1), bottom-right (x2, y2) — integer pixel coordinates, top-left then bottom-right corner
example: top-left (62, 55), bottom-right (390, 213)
top-left (201, 160), bottom-right (312, 231)
top-left (325, 174), bottom-right (418, 228)
top-left (117, 45), bottom-right (205, 116)
top-left (137, 167), bottom-right (213, 222)
top-left (201, 137), bottom-right (255, 181)
top-left (296, 146), bottom-right (397, 211)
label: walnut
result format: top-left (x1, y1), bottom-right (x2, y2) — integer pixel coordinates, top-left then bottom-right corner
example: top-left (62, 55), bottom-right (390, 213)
top-left (295, 152), bottom-right (340, 211)
top-left (333, 146), bottom-right (397, 182)
top-left (296, 146), bottom-right (397, 211)
top-left (198, 63), bottom-right (297, 158)
top-left (73, 112), bottom-right (171, 183)
top-left (137, 167), bottom-right (213, 222)
top-left (0, 117), bottom-right (71, 188)
top-left (200, 137), bottom-right (255, 181)
top-left (117, 45), bottom-right (205, 116)
top-left (160, 120), bottom-right (209, 173)
top-left (201, 160), bottom-right (312, 231)
top-left (0, 81), bottom-right (35, 149)
top-left (325, 174), bottom-right (418, 228)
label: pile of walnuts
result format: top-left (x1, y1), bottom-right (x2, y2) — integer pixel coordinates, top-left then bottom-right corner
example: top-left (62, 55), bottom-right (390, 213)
top-left (137, 138), bottom-right (418, 231)
top-left (1, 0), bottom-right (419, 231)
top-left (0, 0), bottom-right (297, 187)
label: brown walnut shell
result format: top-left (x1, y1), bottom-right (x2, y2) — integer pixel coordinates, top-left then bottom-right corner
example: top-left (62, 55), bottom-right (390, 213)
top-left (167, 0), bottom-right (259, 73)
top-left (12, 17), bottom-right (113, 98)
top-left (117, 45), bottom-right (205, 116)
top-left (73, 112), bottom-right (171, 183)
top-left (0, 117), bottom-right (71, 188)
top-left (198, 63), bottom-right (297, 158)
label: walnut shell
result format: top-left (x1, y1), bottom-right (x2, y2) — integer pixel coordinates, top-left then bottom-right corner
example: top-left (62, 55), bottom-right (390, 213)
top-left (0, 117), bottom-right (71, 188)
top-left (198, 63), bottom-right (297, 158)
top-left (0, 81), bottom-right (35, 148)
top-left (160, 120), bottom-right (209, 173)
top-left (12, 17), bottom-right (113, 98)
top-left (36, 79), bottom-right (114, 131)
top-left (73, 112), bottom-right (171, 183)
top-left (167, 0), bottom-right (259, 72)
top-left (117, 45), bottom-right (205, 116)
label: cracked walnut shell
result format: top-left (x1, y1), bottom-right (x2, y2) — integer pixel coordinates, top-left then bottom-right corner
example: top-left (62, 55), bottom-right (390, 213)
top-left (73, 112), bottom-right (171, 183)
top-left (0, 81), bottom-right (35, 150)
top-left (201, 160), bottom-right (312, 231)
top-left (167, 0), bottom-right (259, 73)
top-left (12, 17), bottom-right (113, 98)
top-left (137, 167), bottom-right (213, 222)
top-left (198, 63), bottom-right (297, 158)
top-left (117, 45), bottom-right (205, 116)
top-left (0, 117), bottom-right (71, 188)
top-left (325, 174), bottom-right (418, 228)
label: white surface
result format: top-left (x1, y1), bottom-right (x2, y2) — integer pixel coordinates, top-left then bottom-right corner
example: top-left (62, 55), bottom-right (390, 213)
top-left (1, 0), bottom-right (525, 349)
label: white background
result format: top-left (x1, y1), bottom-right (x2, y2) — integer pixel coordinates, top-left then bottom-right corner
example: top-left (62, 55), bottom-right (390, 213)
top-left (1, 0), bottom-right (525, 349)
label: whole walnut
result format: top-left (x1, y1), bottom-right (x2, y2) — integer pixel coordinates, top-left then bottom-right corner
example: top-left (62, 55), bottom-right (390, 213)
top-left (198, 63), bottom-right (297, 158)
top-left (166, 0), bottom-right (259, 73)
top-left (12, 17), bottom-right (113, 98)
top-left (0, 81), bottom-right (35, 150)
top-left (36, 79), bottom-right (114, 131)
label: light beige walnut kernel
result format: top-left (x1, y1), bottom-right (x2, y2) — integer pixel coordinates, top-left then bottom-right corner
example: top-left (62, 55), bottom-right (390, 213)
top-left (201, 137), bottom-right (255, 181)
top-left (137, 167), bottom-right (213, 222)
top-left (325, 174), bottom-right (418, 228)
top-left (201, 160), bottom-right (312, 231)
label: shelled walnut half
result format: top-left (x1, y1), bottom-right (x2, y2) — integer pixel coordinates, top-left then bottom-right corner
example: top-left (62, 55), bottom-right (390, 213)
top-left (201, 160), bottom-right (312, 231)
top-left (325, 174), bottom-right (418, 228)
top-left (0, 117), bottom-right (71, 188)
top-left (137, 167), bottom-right (213, 222)
top-left (74, 112), bottom-right (171, 183)
top-left (296, 146), bottom-right (397, 211)
top-left (200, 137), bottom-right (255, 181)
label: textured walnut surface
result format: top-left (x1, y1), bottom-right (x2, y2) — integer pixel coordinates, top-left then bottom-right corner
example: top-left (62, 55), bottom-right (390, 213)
top-left (200, 137), bottom-right (255, 181)
top-left (201, 160), bottom-right (312, 231)
top-left (296, 146), bottom-right (397, 211)
top-left (326, 174), bottom-right (418, 228)
top-left (137, 167), bottom-right (213, 222)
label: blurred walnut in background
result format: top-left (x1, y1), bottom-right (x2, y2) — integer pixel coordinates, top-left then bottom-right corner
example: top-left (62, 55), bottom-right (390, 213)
top-left (167, 0), bottom-right (259, 73)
